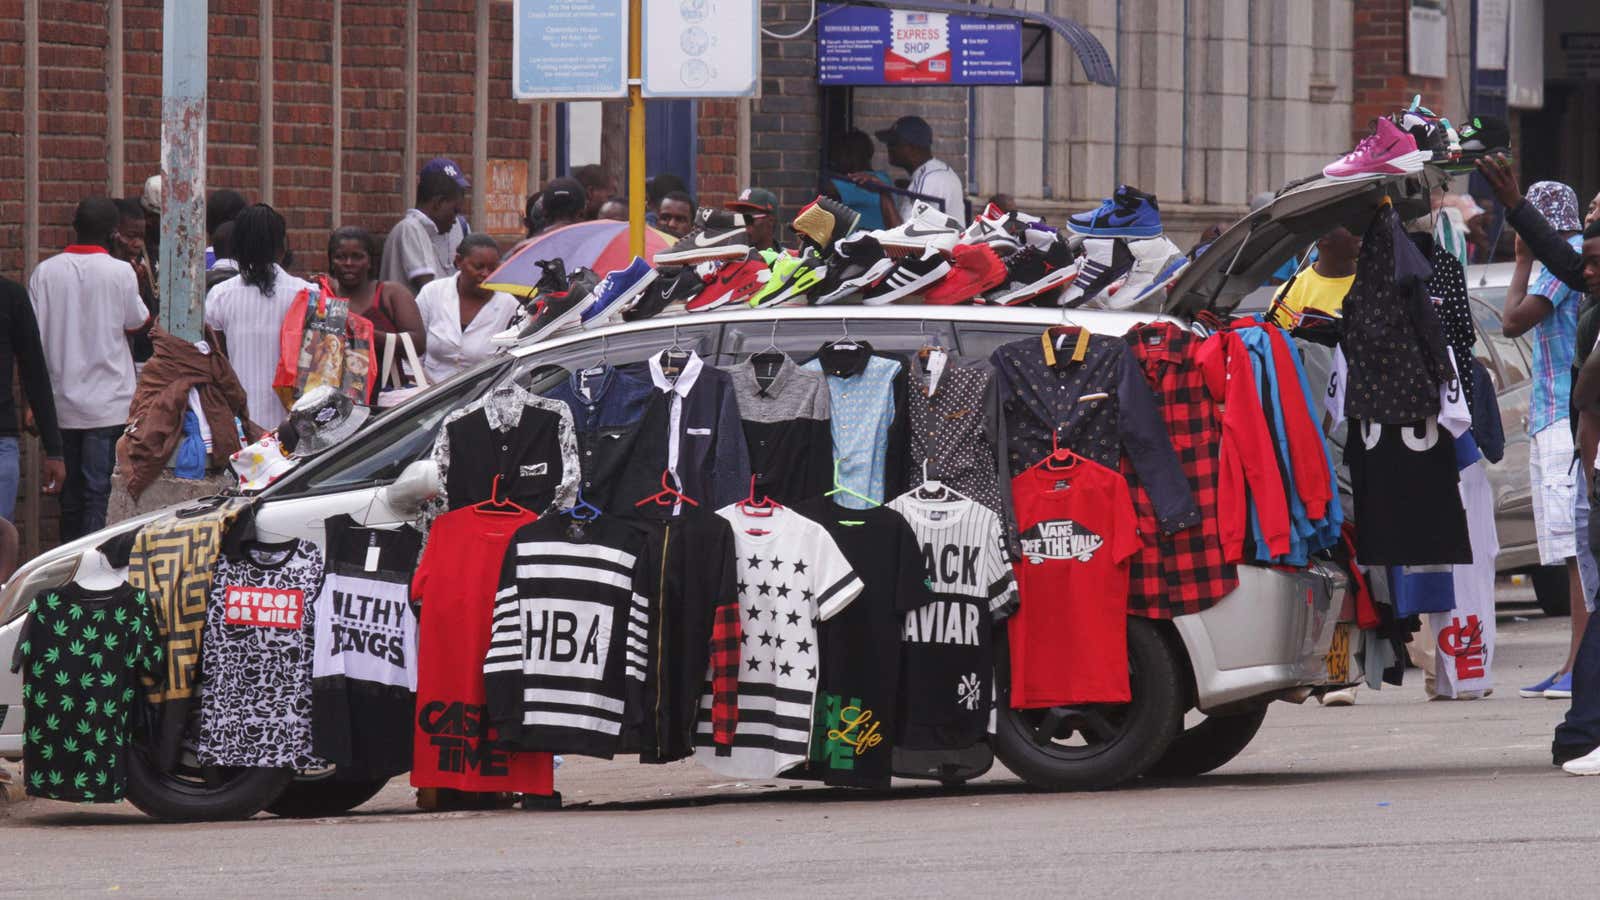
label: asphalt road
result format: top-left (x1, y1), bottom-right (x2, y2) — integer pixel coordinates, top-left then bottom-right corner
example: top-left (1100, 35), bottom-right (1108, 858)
top-left (3, 593), bottom-right (1594, 898)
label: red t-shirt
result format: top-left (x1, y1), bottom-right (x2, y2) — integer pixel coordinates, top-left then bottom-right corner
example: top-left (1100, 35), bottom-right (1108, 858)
top-left (1008, 457), bottom-right (1142, 707)
top-left (411, 506), bottom-right (553, 793)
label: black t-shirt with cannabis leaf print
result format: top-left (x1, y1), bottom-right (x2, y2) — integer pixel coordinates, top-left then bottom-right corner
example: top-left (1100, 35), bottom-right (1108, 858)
top-left (10, 583), bottom-right (162, 803)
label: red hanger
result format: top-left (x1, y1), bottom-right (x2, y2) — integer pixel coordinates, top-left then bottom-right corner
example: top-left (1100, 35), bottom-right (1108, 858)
top-left (635, 469), bottom-right (699, 508)
top-left (472, 474), bottom-right (531, 516)
top-left (736, 474), bottom-right (781, 530)
top-left (1043, 428), bottom-right (1084, 471)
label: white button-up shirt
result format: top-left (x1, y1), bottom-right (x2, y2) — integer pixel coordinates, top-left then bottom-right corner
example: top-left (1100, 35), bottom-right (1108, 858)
top-left (414, 274), bottom-right (519, 384)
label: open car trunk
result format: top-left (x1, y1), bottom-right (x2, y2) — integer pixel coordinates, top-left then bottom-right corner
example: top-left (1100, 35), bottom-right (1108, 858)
top-left (1163, 167), bottom-right (1449, 318)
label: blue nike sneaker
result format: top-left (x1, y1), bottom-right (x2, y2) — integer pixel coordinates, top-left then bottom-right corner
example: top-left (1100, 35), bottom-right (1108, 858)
top-left (580, 256), bottom-right (658, 330)
top-left (1067, 184), bottom-right (1163, 238)
top-left (1520, 671), bottom-right (1562, 698)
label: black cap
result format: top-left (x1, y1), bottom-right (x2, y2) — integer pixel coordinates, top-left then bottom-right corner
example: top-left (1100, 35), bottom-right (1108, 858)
top-left (874, 115), bottom-right (934, 149)
top-left (543, 177), bottom-right (587, 219)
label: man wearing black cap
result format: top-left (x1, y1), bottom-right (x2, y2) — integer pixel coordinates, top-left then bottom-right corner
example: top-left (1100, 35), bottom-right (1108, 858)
top-left (873, 115), bottom-right (966, 226)
top-left (536, 176), bottom-right (588, 235)
top-left (725, 187), bottom-right (780, 252)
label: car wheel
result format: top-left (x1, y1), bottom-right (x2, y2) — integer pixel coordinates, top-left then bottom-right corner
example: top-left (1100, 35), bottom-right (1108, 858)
top-left (266, 769), bottom-right (391, 818)
top-left (992, 617), bottom-right (1184, 791)
top-left (125, 742), bottom-right (294, 822)
top-left (1144, 704), bottom-right (1269, 778)
top-left (1530, 565), bottom-right (1572, 617)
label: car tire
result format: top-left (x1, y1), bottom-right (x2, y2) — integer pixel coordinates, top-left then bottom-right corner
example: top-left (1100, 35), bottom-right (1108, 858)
top-left (1530, 565), bottom-right (1571, 617)
top-left (1144, 704), bottom-right (1269, 778)
top-left (266, 770), bottom-right (391, 818)
top-left (125, 746), bottom-right (294, 822)
top-left (992, 617), bottom-right (1184, 791)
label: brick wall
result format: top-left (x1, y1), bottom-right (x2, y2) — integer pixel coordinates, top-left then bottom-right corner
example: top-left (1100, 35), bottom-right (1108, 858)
top-left (696, 98), bottom-right (740, 208)
top-left (1349, 0), bottom-right (1471, 147)
top-left (750, 0), bottom-right (824, 224)
top-left (340, 0), bottom-right (407, 236)
top-left (0, 0), bottom-right (24, 277)
top-left (37, 0), bottom-right (110, 255)
top-left (275, 0), bottom-right (336, 263)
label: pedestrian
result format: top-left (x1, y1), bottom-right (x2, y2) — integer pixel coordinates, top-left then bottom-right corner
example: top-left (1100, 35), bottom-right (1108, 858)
top-left (724, 187), bottom-right (781, 252)
top-left (140, 175), bottom-right (162, 270)
top-left (572, 164), bottom-right (616, 220)
top-left (111, 198), bottom-right (160, 366)
top-left (205, 189), bottom-right (247, 270)
top-left (413, 234), bottom-right (519, 384)
top-left (204, 204), bottom-right (311, 433)
top-left (534, 177), bottom-right (588, 235)
top-left (381, 157), bottom-right (470, 293)
top-left (1268, 226), bottom-right (1361, 327)
top-left (657, 190), bottom-right (697, 239)
top-left (646, 173), bottom-right (688, 229)
top-left (28, 197), bottom-right (151, 540)
top-left (207, 220), bottom-right (239, 290)
top-left (327, 226), bottom-right (427, 382)
top-left (824, 129), bottom-right (893, 231)
top-left (597, 198), bottom-right (628, 221)
top-left (0, 275), bottom-right (64, 522)
top-left (1500, 181), bottom-right (1587, 702)
top-left (870, 115), bottom-right (965, 226)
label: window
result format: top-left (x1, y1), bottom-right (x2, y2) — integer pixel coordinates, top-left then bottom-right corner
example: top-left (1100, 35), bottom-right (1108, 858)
top-left (1470, 297), bottom-right (1529, 389)
top-left (719, 317), bottom-right (960, 366)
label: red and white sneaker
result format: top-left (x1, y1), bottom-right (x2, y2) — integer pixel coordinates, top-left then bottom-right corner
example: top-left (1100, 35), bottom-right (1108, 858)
top-left (1323, 117), bottom-right (1432, 181)
top-left (923, 243), bottom-right (1008, 305)
top-left (686, 252), bottom-right (771, 312)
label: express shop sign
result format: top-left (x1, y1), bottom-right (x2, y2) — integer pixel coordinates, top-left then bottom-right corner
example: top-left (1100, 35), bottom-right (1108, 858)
top-left (817, 4), bottom-right (1024, 86)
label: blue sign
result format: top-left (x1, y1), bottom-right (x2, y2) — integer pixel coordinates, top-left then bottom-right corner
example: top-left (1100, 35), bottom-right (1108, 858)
top-left (513, 0), bottom-right (629, 99)
top-left (817, 3), bottom-right (1024, 86)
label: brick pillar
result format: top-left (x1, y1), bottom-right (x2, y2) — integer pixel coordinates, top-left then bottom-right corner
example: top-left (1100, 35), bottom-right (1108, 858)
top-left (697, 99), bottom-right (741, 208)
top-left (1350, 0), bottom-right (1445, 144)
top-left (750, 0), bottom-right (822, 222)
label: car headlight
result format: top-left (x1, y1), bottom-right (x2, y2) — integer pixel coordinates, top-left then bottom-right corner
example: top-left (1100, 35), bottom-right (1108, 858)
top-left (0, 513), bottom-right (162, 625)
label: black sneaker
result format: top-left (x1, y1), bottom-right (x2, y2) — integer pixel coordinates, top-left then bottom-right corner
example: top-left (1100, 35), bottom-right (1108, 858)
top-left (1059, 238), bottom-right (1134, 308)
top-left (861, 247), bottom-right (952, 306)
top-left (655, 208), bottom-right (752, 265)
top-left (985, 238), bottom-right (1078, 305)
top-left (814, 233), bottom-right (889, 305)
top-left (625, 264), bottom-right (706, 321)
top-left (791, 196), bottom-right (862, 256)
top-left (1456, 114), bottom-right (1510, 159)
top-left (1390, 99), bottom-right (1458, 163)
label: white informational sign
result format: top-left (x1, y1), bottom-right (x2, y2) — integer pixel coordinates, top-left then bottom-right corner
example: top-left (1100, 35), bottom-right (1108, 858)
top-left (1407, 0), bottom-right (1447, 79)
top-left (1476, 0), bottom-right (1507, 71)
top-left (512, 0), bottom-right (629, 100)
top-left (641, 0), bottom-right (760, 97)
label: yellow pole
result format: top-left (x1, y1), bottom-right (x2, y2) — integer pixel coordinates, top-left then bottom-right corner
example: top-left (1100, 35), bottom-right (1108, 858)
top-left (627, 0), bottom-right (645, 259)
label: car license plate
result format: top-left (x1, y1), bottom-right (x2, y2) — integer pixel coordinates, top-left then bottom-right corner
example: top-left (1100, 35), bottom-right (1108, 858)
top-left (1325, 622), bottom-right (1351, 683)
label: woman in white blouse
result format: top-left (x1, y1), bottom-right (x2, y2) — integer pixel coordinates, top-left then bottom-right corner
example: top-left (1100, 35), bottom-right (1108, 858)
top-left (413, 234), bottom-right (519, 383)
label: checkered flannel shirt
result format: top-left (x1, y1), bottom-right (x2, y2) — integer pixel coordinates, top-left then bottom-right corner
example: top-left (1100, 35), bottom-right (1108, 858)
top-left (709, 600), bottom-right (741, 749)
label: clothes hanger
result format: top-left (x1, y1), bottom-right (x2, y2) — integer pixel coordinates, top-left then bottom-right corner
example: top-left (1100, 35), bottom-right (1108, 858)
top-left (824, 318), bottom-right (861, 352)
top-left (823, 456), bottom-right (880, 507)
top-left (472, 474), bottom-right (532, 517)
top-left (735, 474), bottom-right (781, 534)
top-left (912, 458), bottom-right (971, 503)
top-left (916, 320), bottom-right (948, 366)
top-left (1042, 428), bottom-right (1085, 472)
top-left (635, 468), bottom-right (699, 508)
top-left (564, 485), bottom-right (603, 521)
top-left (660, 325), bottom-right (692, 377)
top-left (749, 320), bottom-right (788, 388)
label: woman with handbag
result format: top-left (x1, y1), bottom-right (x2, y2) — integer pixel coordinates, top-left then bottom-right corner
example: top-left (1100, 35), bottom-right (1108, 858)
top-left (328, 226), bottom-right (427, 390)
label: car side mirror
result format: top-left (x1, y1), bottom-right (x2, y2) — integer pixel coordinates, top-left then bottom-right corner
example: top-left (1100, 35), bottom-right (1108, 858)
top-left (378, 459), bottom-right (442, 514)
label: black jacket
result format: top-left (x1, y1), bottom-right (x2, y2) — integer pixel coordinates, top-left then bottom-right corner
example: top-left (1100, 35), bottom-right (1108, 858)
top-left (0, 277), bottom-right (62, 457)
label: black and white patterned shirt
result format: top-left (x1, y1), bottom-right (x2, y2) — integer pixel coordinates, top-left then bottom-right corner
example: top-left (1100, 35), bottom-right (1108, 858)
top-left (729, 355), bottom-right (833, 503)
top-left (428, 381), bottom-right (580, 514)
top-left (907, 352), bottom-right (1005, 515)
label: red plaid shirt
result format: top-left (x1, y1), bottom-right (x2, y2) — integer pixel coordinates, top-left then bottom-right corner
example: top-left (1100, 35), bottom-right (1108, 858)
top-left (709, 601), bottom-right (741, 747)
top-left (1121, 323), bottom-right (1238, 617)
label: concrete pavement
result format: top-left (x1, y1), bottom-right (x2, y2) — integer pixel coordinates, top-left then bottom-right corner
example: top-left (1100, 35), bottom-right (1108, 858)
top-left (3, 598), bottom-right (1594, 898)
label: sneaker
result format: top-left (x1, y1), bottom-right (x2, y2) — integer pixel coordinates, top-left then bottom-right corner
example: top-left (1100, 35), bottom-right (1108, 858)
top-left (1391, 96), bottom-right (1458, 164)
top-left (1520, 671), bottom-right (1563, 698)
top-left (958, 202), bottom-right (1022, 254)
top-left (688, 251), bottom-right (771, 312)
top-left (1066, 185), bottom-right (1163, 239)
top-left (1318, 688), bottom-right (1356, 707)
top-left (626, 265), bottom-right (704, 321)
top-left (873, 200), bottom-right (962, 257)
top-left (751, 248), bottom-right (825, 308)
top-left (580, 257), bottom-right (658, 329)
top-left (862, 247), bottom-right (952, 306)
top-left (517, 271), bottom-right (603, 343)
top-left (986, 239), bottom-right (1079, 306)
top-left (1563, 744), bottom-right (1600, 776)
top-left (1545, 671), bottom-right (1574, 699)
top-left (922, 243), bottom-right (1007, 305)
top-left (1322, 116), bottom-right (1432, 180)
top-left (654, 208), bottom-right (752, 265)
top-left (813, 233), bottom-right (891, 305)
top-left (1096, 235), bottom-right (1182, 310)
top-left (1456, 114), bottom-right (1510, 158)
top-left (1061, 238), bottom-right (1136, 307)
top-left (748, 252), bottom-right (802, 307)
top-left (492, 266), bottom-right (597, 346)
top-left (791, 196), bottom-right (861, 256)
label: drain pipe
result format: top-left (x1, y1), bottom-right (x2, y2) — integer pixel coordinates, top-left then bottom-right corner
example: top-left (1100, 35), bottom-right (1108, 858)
top-left (1113, 0), bottom-right (1123, 188)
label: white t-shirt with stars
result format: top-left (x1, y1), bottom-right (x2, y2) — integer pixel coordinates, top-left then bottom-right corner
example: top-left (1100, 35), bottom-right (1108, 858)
top-left (694, 504), bottom-right (864, 778)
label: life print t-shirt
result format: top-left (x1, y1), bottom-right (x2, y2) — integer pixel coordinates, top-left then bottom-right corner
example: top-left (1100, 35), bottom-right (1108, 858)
top-left (197, 539), bottom-right (328, 768)
top-left (694, 505), bottom-right (864, 778)
top-left (886, 492), bottom-right (1017, 751)
top-left (311, 515), bottom-right (423, 780)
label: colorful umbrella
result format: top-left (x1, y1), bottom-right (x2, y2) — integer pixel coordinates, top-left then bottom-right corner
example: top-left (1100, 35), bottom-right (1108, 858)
top-left (483, 220), bottom-right (674, 298)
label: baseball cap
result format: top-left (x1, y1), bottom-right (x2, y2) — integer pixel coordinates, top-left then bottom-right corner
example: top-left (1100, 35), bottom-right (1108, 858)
top-left (422, 157), bottom-right (471, 190)
top-left (725, 187), bottom-right (778, 217)
top-left (874, 116), bottom-right (934, 149)
top-left (542, 176), bottom-right (587, 219)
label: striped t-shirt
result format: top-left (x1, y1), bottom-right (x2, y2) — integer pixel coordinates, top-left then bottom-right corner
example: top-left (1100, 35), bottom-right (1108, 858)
top-left (483, 515), bottom-right (649, 759)
top-left (203, 265), bottom-right (312, 431)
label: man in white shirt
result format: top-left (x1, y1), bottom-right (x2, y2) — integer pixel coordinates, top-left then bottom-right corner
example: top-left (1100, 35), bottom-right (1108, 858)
top-left (28, 197), bottom-right (152, 540)
top-left (873, 115), bottom-right (967, 226)
top-left (380, 157), bottom-right (471, 293)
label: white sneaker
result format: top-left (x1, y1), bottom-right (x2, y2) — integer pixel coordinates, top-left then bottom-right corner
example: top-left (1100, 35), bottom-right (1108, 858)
top-left (1318, 688), bottom-right (1356, 707)
top-left (1563, 745), bottom-right (1600, 775)
top-left (873, 200), bottom-right (962, 257)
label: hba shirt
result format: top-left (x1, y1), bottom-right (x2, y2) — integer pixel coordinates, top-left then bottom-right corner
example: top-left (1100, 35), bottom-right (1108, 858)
top-left (412, 506), bottom-right (552, 794)
top-left (887, 492), bottom-right (1016, 750)
top-left (484, 515), bottom-right (650, 759)
top-left (311, 515), bottom-right (423, 780)
top-left (1008, 458), bottom-right (1142, 707)
top-left (695, 505), bottom-right (864, 778)
top-left (794, 499), bottom-right (930, 789)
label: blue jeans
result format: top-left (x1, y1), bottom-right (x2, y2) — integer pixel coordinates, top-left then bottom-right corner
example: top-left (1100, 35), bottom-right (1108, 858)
top-left (0, 436), bottom-right (18, 522)
top-left (60, 426), bottom-right (122, 542)
top-left (1555, 485), bottom-right (1600, 762)
top-left (1577, 470), bottom-right (1598, 612)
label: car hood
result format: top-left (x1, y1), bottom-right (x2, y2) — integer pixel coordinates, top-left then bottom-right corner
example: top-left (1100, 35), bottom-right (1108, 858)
top-left (1164, 167), bottom-right (1448, 317)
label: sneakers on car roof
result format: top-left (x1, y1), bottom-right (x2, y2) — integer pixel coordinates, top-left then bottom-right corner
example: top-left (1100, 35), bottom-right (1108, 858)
top-left (626, 264), bottom-right (703, 322)
top-left (862, 246), bottom-right (952, 306)
top-left (958, 202), bottom-right (1022, 255)
top-left (688, 251), bottom-right (772, 312)
top-left (1323, 116), bottom-right (1432, 180)
top-left (922, 243), bottom-right (1007, 305)
top-left (1059, 238), bottom-right (1135, 308)
top-left (580, 257), bottom-right (658, 330)
top-left (813, 233), bottom-right (891, 306)
top-left (986, 237), bottom-right (1079, 306)
top-left (873, 200), bottom-right (962, 257)
top-left (1067, 185), bottom-right (1163, 239)
top-left (792, 196), bottom-right (862, 257)
top-left (655, 208), bottom-right (752, 265)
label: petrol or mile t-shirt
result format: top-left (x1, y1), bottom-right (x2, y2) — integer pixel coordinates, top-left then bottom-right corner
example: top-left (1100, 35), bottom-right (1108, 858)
top-left (794, 499), bottom-right (931, 788)
top-left (411, 506), bottom-right (552, 794)
top-left (1009, 457), bottom-right (1142, 706)
top-left (886, 492), bottom-right (1017, 751)
top-left (311, 515), bottom-right (423, 781)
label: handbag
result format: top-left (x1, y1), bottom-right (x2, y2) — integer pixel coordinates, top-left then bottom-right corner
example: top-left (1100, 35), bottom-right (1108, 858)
top-left (376, 330), bottom-right (432, 409)
top-left (272, 276), bottom-right (378, 410)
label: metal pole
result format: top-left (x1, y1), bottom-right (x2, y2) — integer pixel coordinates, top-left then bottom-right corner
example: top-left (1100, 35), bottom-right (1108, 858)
top-left (159, 0), bottom-right (207, 341)
top-left (627, 0), bottom-right (646, 259)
